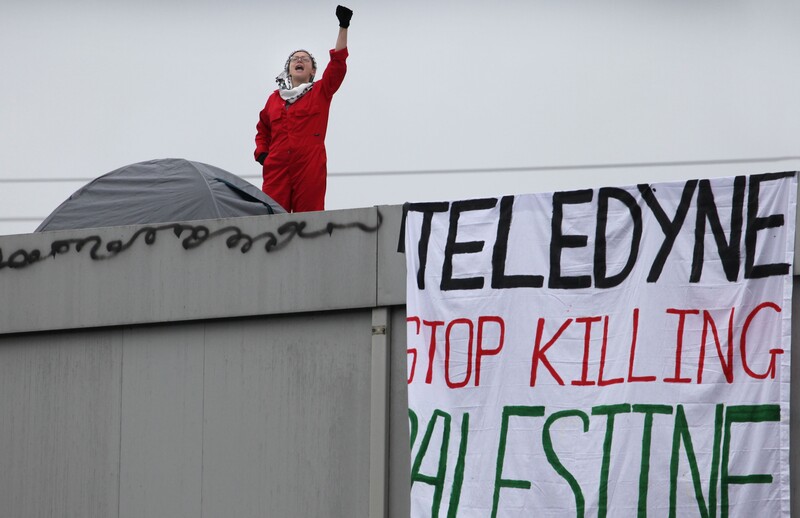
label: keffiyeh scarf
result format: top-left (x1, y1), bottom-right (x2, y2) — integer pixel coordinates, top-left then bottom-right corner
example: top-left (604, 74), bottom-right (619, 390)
top-left (276, 71), bottom-right (314, 105)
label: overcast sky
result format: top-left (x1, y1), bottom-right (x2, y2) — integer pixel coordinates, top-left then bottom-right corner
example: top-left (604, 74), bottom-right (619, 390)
top-left (1, 0), bottom-right (799, 236)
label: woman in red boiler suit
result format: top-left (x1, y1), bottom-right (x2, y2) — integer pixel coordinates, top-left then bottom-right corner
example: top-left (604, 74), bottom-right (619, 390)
top-left (254, 5), bottom-right (352, 212)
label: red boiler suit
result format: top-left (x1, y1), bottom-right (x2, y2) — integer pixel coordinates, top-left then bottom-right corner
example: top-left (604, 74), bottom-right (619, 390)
top-left (254, 47), bottom-right (348, 212)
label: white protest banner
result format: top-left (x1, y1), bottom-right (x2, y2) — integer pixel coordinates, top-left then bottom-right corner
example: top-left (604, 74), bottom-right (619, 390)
top-left (404, 173), bottom-right (796, 517)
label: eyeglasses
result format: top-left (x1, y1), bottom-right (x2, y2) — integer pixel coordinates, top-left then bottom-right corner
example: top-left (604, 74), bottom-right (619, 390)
top-left (289, 56), bottom-right (312, 63)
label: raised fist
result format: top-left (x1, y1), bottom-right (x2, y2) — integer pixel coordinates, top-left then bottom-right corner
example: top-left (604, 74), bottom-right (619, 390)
top-left (336, 5), bottom-right (353, 28)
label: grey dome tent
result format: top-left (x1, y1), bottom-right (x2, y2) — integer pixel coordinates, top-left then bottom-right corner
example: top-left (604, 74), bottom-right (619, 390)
top-left (36, 158), bottom-right (285, 232)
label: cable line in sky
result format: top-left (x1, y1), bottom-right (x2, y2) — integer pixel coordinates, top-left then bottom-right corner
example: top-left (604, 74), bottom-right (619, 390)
top-left (1, 156), bottom-right (798, 183)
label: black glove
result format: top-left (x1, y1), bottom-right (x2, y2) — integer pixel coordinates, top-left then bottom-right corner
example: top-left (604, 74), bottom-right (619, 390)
top-left (256, 153), bottom-right (267, 165)
top-left (336, 5), bottom-right (352, 28)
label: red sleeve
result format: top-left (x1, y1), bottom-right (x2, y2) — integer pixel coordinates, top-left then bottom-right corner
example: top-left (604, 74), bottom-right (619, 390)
top-left (254, 93), bottom-right (275, 162)
top-left (316, 47), bottom-right (348, 100)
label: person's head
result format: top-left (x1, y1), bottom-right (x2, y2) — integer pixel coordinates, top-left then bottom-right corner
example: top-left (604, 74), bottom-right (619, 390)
top-left (286, 50), bottom-right (317, 86)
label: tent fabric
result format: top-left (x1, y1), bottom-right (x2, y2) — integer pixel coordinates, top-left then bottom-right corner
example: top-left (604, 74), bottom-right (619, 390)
top-left (36, 158), bottom-right (285, 232)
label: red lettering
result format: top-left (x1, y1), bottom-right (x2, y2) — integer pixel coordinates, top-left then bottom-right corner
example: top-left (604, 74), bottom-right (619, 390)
top-left (598, 316), bottom-right (624, 386)
top-left (423, 320), bottom-right (445, 384)
top-left (476, 316), bottom-right (504, 386)
top-left (412, 302), bottom-right (783, 391)
top-left (445, 319), bottom-right (474, 388)
top-left (741, 302), bottom-right (784, 379)
top-left (407, 316), bottom-right (421, 384)
top-left (664, 309), bottom-right (699, 383)
top-left (697, 309), bottom-right (734, 384)
top-left (572, 316), bottom-right (601, 386)
top-left (410, 316), bottom-right (506, 388)
top-left (627, 308), bottom-right (656, 383)
top-left (530, 318), bottom-right (571, 386)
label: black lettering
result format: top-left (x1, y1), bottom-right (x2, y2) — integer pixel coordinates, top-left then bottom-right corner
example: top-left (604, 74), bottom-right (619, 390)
top-left (745, 172), bottom-right (794, 279)
top-left (690, 177), bottom-right (745, 282)
top-left (639, 181), bottom-right (698, 283)
top-left (400, 202), bottom-right (450, 289)
top-left (491, 196), bottom-right (544, 288)
top-left (441, 198), bottom-right (498, 291)
top-left (549, 190), bottom-right (593, 289)
top-left (594, 187), bottom-right (642, 288)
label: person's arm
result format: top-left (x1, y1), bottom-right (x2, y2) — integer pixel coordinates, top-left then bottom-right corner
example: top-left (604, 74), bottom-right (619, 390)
top-left (254, 98), bottom-right (273, 164)
top-left (335, 5), bottom-right (351, 51)
top-left (335, 27), bottom-right (347, 51)
top-left (316, 5), bottom-right (351, 99)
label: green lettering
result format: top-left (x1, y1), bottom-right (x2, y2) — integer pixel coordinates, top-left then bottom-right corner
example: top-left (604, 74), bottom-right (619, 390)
top-left (491, 405), bottom-right (545, 517)
top-left (591, 403), bottom-right (632, 518)
top-left (411, 409), bottom-right (451, 516)
top-left (669, 404), bottom-right (723, 518)
top-left (409, 409), bottom-right (419, 450)
top-left (632, 404), bottom-right (673, 517)
top-left (721, 404), bottom-right (780, 518)
top-left (446, 413), bottom-right (470, 518)
top-left (543, 409), bottom-right (590, 518)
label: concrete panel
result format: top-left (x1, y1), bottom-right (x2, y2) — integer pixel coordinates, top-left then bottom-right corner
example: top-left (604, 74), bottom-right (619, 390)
top-left (119, 323), bottom-right (205, 518)
top-left (201, 311), bottom-right (372, 517)
top-left (377, 205), bottom-right (407, 307)
top-left (388, 306), bottom-right (411, 518)
top-left (0, 207), bottom-right (381, 334)
top-left (0, 329), bottom-right (122, 518)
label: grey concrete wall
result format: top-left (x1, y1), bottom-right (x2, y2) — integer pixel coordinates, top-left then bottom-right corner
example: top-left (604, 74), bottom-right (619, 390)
top-left (0, 312), bottom-right (376, 518)
top-left (0, 328), bottom-right (122, 517)
top-left (0, 206), bottom-right (404, 334)
top-left (389, 306), bottom-right (412, 518)
top-left (0, 206), bottom-right (406, 517)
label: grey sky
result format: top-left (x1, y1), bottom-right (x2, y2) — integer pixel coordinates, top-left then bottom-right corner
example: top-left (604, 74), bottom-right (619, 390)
top-left (1, 0), bottom-right (799, 236)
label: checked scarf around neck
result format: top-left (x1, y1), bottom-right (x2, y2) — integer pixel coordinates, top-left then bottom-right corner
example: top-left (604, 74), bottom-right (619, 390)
top-left (276, 72), bottom-right (314, 105)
